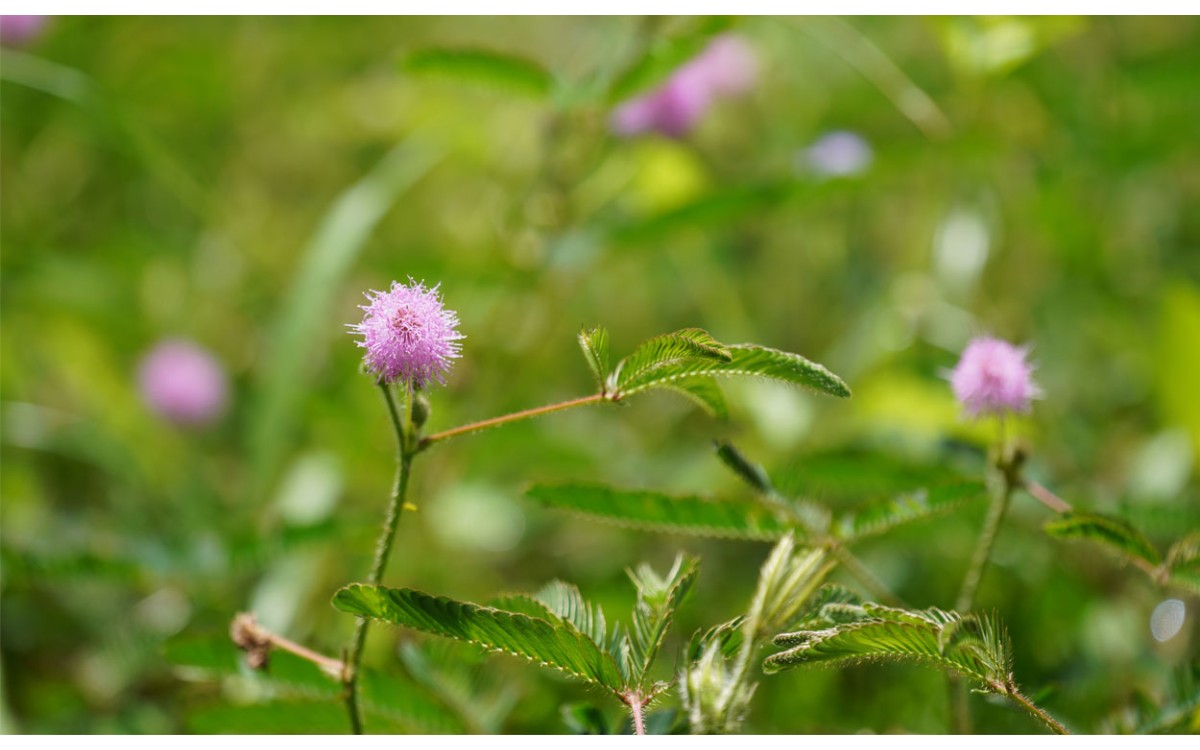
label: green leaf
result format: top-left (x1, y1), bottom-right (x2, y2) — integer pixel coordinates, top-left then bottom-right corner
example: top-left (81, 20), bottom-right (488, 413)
top-left (627, 554), bottom-right (700, 683)
top-left (403, 48), bottom-right (554, 99)
top-left (783, 583), bottom-right (865, 632)
top-left (526, 482), bottom-right (792, 541)
top-left (606, 17), bottom-right (735, 103)
top-left (658, 376), bottom-right (729, 419)
top-left (835, 481), bottom-right (988, 542)
top-left (1044, 512), bottom-right (1161, 567)
top-left (610, 328), bottom-right (732, 395)
top-left (578, 326), bottom-right (612, 392)
top-left (765, 605), bottom-right (1014, 691)
top-left (614, 344), bottom-right (851, 400)
top-left (332, 584), bottom-right (626, 692)
top-left (713, 440), bottom-right (775, 495)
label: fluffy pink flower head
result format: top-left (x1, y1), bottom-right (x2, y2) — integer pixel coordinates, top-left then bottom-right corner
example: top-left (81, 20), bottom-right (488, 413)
top-left (138, 339), bottom-right (229, 426)
top-left (611, 34), bottom-right (757, 139)
top-left (351, 279), bottom-right (464, 388)
top-left (950, 336), bottom-right (1040, 417)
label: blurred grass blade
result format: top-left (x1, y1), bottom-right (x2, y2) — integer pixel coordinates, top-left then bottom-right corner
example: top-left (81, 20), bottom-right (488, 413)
top-left (248, 141), bottom-right (441, 495)
top-left (526, 482), bottom-right (791, 541)
top-left (1044, 512), bottom-right (1161, 567)
top-left (333, 584), bottom-right (626, 692)
top-left (404, 48), bottom-right (554, 99)
top-left (616, 344), bottom-right (851, 400)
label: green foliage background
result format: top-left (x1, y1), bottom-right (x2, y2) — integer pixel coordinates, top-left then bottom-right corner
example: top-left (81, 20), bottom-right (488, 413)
top-left (2, 16), bottom-right (1198, 733)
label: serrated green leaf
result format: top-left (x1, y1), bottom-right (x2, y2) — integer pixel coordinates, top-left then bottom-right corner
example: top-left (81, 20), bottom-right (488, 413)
top-left (333, 584), bottom-right (625, 692)
top-left (1045, 512), bottom-right (1161, 567)
top-left (782, 583), bottom-right (865, 632)
top-left (765, 606), bottom-right (1013, 691)
top-left (686, 617), bottom-right (746, 663)
top-left (607, 17), bottom-right (735, 103)
top-left (611, 328), bottom-right (731, 395)
top-left (526, 482), bottom-right (791, 541)
top-left (535, 581), bottom-right (608, 646)
top-left (713, 440), bottom-right (775, 495)
top-left (835, 481), bottom-right (987, 542)
top-left (578, 326), bottom-right (612, 392)
top-left (615, 344), bottom-right (850, 400)
top-left (658, 376), bottom-right (729, 419)
top-left (627, 553), bottom-right (699, 683)
top-left (403, 48), bottom-right (553, 99)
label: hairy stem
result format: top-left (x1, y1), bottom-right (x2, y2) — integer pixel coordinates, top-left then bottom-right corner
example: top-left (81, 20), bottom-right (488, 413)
top-left (1006, 683), bottom-right (1070, 734)
top-left (625, 692), bottom-right (647, 736)
top-left (418, 393), bottom-right (605, 449)
top-left (956, 473), bottom-right (1015, 613)
top-left (345, 382), bottom-right (414, 734)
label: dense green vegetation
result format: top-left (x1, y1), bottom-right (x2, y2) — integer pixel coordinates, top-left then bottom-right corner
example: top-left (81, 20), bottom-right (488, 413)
top-left (2, 16), bottom-right (1198, 734)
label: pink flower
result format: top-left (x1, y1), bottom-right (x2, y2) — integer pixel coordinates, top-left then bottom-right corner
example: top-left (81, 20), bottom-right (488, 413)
top-left (950, 336), bottom-right (1040, 417)
top-left (350, 279), bottom-right (464, 388)
top-left (0, 16), bottom-right (49, 46)
top-left (611, 34), bottom-right (757, 139)
top-left (138, 340), bottom-right (229, 426)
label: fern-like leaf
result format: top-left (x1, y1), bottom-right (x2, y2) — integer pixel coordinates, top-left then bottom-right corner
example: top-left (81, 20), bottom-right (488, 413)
top-left (610, 328), bottom-right (731, 395)
top-left (526, 482), bottom-right (792, 541)
top-left (615, 344), bottom-right (850, 400)
top-left (627, 554), bottom-right (699, 683)
top-left (578, 326), bottom-right (612, 392)
top-left (834, 481), bottom-right (987, 542)
top-left (332, 584), bottom-right (625, 692)
top-left (658, 375), bottom-right (729, 419)
top-left (764, 605), bottom-right (1013, 691)
top-left (1044, 512), bottom-right (1161, 567)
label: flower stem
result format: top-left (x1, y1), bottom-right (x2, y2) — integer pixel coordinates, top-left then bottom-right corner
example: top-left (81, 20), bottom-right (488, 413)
top-left (417, 393), bottom-right (605, 450)
top-left (955, 469), bottom-right (1015, 614)
top-left (345, 381), bottom-right (414, 735)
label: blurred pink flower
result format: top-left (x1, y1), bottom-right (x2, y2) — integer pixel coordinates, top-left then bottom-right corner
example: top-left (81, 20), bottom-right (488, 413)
top-left (350, 279), bottom-right (464, 388)
top-left (611, 34), bottom-right (757, 139)
top-left (950, 336), bottom-right (1040, 417)
top-left (138, 339), bottom-right (229, 426)
top-left (0, 15), bottom-right (49, 46)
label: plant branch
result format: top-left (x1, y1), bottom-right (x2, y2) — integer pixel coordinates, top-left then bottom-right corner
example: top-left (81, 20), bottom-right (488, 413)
top-left (418, 393), bottom-right (606, 450)
top-left (345, 381), bottom-right (415, 734)
top-left (230, 612), bottom-right (343, 678)
top-left (1005, 682), bottom-right (1070, 734)
top-left (956, 470), bottom-right (1015, 614)
top-left (624, 691), bottom-right (648, 736)
top-left (1022, 479), bottom-right (1073, 514)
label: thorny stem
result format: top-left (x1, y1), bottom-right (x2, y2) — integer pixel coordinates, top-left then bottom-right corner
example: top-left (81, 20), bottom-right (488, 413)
top-left (1005, 682), bottom-right (1070, 735)
top-left (345, 381), bottom-right (415, 734)
top-left (418, 393), bottom-right (606, 449)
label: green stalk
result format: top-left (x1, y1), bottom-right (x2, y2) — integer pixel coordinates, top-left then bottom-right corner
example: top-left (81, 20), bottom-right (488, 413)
top-left (344, 381), bottom-right (414, 734)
